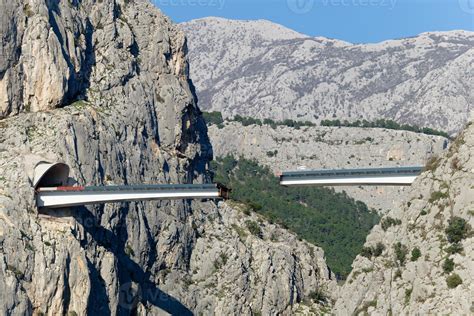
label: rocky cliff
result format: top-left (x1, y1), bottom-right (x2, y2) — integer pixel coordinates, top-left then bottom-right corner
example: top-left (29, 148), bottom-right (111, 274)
top-left (208, 122), bottom-right (448, 213)
top-left (335, 122), bottom-right (474, 314)
top-left (182, 17), bottom-right (474, 134)
top-left (0, 1), bottom-right (332, 314)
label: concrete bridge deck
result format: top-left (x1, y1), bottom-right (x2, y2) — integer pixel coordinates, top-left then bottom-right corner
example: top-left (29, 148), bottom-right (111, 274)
top-left (280, 166), bottom-right (424, 186)
top-left (36, 184), bottom-right (229, 208)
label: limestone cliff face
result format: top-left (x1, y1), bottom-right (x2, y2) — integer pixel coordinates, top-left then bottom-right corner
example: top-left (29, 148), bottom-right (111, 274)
top-left (182, 202), bottom-right (335, 315)
top-left (208, 122), bottom-right (447, 213)
top-left (0, 1), bottom-right (333, 314)
top-left (335, 122), bottom-right (474, 315)
top-left (1, 0), bottom-right (190, 121)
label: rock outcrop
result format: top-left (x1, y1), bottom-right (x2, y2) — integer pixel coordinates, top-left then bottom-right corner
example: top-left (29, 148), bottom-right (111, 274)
top-left (184, 201), bottom-right (335, 315)
top-left (335, 122), bottom-right (474, 314)
top-left (0, 1), bottom-right (332, 314)
top-left (208, 121), bottom-right (447, 213)
top-left (182, 17), bottom-right (474, 134)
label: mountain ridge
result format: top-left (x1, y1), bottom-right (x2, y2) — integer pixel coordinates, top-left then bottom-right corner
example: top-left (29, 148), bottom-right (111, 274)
top-left (184, 17), bottom-right (472, 44)
top-left (182, 18), bottom-right (474, 134)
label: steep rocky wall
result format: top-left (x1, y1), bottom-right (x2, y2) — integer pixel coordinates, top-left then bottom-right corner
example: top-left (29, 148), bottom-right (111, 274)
top-left (0, 0), bottom-right (211, 313)
top-left (208, 122), bottom-right (447, 213)
top-left (179, 201), bottom-right (336, 315)
top-left (335, 122), bottom-right (474, 314)
top-left (0, 1), bottom-right (333, 314)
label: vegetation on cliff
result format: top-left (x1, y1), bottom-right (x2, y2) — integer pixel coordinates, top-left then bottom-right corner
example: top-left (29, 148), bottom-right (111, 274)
top-left (320, 119), bottom-right (450, 138)
top-left (202, 111), bottom-right (316, 129)
top-left (210, 155), bottom-right (380, 278)
top-left (203, 111), bottom-right (450, 138)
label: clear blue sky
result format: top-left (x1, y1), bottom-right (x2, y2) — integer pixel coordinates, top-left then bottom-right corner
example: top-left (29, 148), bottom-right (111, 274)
top-left (153, 0), bottom-right (474, 43)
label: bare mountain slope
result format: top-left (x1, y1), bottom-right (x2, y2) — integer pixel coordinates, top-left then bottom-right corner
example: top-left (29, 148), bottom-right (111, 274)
top-left (182, 18), bottom-right (474, 134)
top-left (335, 122), bottom-right (474, 314)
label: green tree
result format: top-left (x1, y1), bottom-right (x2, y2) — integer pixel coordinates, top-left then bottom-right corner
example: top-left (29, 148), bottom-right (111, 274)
top-left (442, 258), bottom-right (454, 274)
top-left (202, 111), bottom-right (224, 125)
top-left (394, 242), bottom-right (408, 266)
top-left (410, 247), bottom-right (421, 261)
top-left (445, 217), bottom-right (470, 244)
top-left (446, 274), bottom-right (462, 288)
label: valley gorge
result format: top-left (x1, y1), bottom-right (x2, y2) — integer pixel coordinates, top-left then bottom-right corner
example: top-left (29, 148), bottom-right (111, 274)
top-left (0, 1), bottom-right (473, 315)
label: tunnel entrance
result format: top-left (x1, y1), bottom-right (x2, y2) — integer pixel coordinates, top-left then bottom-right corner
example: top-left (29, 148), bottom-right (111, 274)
top-left (33, 162), bottom-right (70, 190)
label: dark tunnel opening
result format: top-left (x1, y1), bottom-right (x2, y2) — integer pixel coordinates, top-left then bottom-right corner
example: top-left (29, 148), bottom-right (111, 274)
top-left (33, 162), bottom-right (70, 190)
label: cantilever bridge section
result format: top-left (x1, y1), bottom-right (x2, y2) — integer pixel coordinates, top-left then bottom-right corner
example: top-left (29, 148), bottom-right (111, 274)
top-left (36, 184), bottom-right (229, 209)
top-left (33, 161), bottom-right (229, 209)
top-left (279, 166), bottom-right (424, 187)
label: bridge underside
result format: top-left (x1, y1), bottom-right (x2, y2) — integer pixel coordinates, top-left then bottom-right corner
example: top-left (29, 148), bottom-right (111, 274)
top-left (280, 175), bottom-right (418, 186)
top-left (37, 184), bottom-right (228, 209)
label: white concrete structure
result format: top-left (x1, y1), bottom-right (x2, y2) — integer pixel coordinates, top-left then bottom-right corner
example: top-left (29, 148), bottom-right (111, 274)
top-left (37, 184), bottom-right (228, 208)
top-left (34, 162), bottom-right (229, 209)
top-left (280, 166), bottom-right (423, 186)
top-left (33, 162), bottom-right (70, 189)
